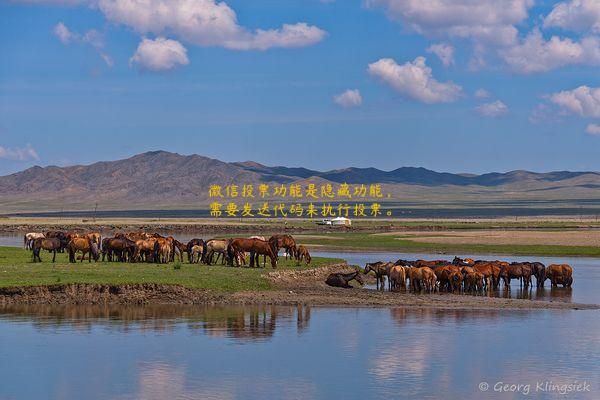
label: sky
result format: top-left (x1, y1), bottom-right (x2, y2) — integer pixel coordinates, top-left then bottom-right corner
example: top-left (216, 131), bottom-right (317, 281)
top-left (2, 0), bottom-right (600, 176)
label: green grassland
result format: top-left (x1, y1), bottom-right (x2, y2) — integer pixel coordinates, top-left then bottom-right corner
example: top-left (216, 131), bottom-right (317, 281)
top-left (0, 247), bottom-right (344, 291)
top-left (298, 232), bottom-right (600, 257)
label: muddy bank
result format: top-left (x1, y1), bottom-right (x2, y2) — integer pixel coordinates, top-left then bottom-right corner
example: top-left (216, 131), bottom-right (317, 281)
top-left (0, 266), bottom-right (597, 310)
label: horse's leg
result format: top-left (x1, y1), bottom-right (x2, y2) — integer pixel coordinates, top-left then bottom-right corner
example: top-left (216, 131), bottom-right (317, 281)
top-left (52, 250), bottom-right (56, 263)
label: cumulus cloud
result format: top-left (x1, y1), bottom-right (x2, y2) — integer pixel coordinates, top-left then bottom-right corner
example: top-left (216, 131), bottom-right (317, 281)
top-left (544, 0), bottom-right (600, 33)
top-left (366, 0), bottom-right (533, 46)
top-left (367, 56), bottom-right (462, 104)
top-left (475, 100), bottom-right (508, 117)
top-left (586, 123), bottom-right (600, 135)
top-left (0, 144), bottom-right (39, 161)
top-left (95, 0), bottom-right (326, 51)
top-left (426, 43), bottom-right (454, 66)
top-left (333, 89), bottom-right (362, 107)
top-left (548, 85), bottom-right (600, 117)
top-left (129, 37), bottom-right (189, 71)
top-left (500, 29), bottom-right (600, 73)
top-left (53, 21), bottom-right (113, 66)
top-left (474, 88), bottom-right (490, 99)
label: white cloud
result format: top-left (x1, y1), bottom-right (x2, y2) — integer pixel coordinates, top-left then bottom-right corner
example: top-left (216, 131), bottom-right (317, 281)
top-left (548, 85), bottom-right (600, 117)
top-left (129, 37), bottom-right (189, 71)
top-left (53, 21), bottom-right (113, 66)
top-left (544, 0), bottom-right (600, 33)
top-left (0, 144), bottom-right (39, 161)
top-left (586, 123), bottom-right (600, 135)
top-left (96, 0), bottom-right (326, 51)
top-left (366, 0), bottom-right (533, 46)
top-left (474, 88), bottom-right (490, 99)
top-left (475, 100), bottom-right (508, 117)
top-left (367, 56), bottom-right (462, 104)
top-left (500, 29), bottom-right (600, 73)
top-left (333, 89), bottom-right (362, 107)
top-left (426, 43), bottom-right (454, 66)
top-left (53, 21), bottom-right (74, 44)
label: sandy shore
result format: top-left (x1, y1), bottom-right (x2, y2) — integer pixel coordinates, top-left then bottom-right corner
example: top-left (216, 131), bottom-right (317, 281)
top-left (0, 265), bottom-right (596, 310)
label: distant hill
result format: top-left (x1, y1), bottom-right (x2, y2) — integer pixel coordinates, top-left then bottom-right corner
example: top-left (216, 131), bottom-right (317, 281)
top-left (1, 150), bottom-right (600, 212)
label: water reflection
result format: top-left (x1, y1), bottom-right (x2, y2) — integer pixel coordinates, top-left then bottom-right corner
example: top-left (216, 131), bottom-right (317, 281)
top-left (0, 304), bottom-right (312, 341)
top-left (0, 305), bottom-right (597, 400)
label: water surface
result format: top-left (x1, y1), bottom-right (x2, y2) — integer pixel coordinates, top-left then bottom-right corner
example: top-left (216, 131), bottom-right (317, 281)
top-left (0, 304), bottom-right (598, 400)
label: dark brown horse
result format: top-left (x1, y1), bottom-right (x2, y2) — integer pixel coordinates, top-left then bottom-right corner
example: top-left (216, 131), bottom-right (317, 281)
top-left (268, 234), bottom-right (297, 260)
top-left (102, 237), bottom-right (136, 262)
top-left (326, 270), bottom-right (364, 288)
top-left (228, 238), bottom-right (277, 268)
top-left (32, 237), bottom-right (67, 262)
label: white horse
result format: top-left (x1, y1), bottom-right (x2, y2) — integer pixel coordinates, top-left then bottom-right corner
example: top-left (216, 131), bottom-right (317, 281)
top-left (24, 232), bottom-right (45, 249)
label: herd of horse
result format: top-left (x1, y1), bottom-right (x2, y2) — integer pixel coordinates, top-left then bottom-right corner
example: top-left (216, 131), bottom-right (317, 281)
top-left (24, 231), bottom-right (311, 268)
top-left (329, 256), bottom-right (573, 292)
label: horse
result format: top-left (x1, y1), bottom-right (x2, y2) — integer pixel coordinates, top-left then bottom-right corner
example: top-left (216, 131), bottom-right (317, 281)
top-left (186, 239), bottom-right (204, 263)
top-left (24, 232), bottom-right (45, 249)
top-left (363, 261), bottom-right (392, 290)
top-left (68, 237), bottom-right (99, 263)
top-left (44, 231), bottom-right (68, 252)
top-left (268, 234), bottom-right (297, 260)
top-left (134, 238), bottom-right (158, 262)
top-left (388, 265), bottom-right (406, 291)
top-left (102, 237), bottom-right (136, 262)
top-left (190, 245), bottom-right (204, 263)
top-left (227, 238), bottom-right (277, 268)
top-left (326, 270), bottom-right (364, 288)
top-left (525, 262), bottom-right (546, 287)
top-left (32, 237), bottom-right (67, 263)
top-left (203, 239), bottom-right (231, 265)
top-left (546, 264), bottom-right (573, 287)
top-left (153, 237), bottom-right (172, 264)
top-left (295, 245), bottom-right (311, 265)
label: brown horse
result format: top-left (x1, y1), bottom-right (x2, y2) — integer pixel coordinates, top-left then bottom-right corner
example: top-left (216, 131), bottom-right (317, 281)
top-left (102, 237), bottom-right (136, 262)
top-left (32, 237), bottom-right (67, 262)
top-left (268, 234), bottom-right (297, 260)
top-left (68, 237), bottom-right (99, 263)
top-left (546, 264), bottom-right (573, 287)
top-left (295, 245), bottom-right (311, 265)
top-left (388, 265), bottom-right (406, 291)
top-left (228, 238), bottom-right (277, 268)
top-left (326, 270), bottom-right (364, 288)
top-left (134, 238), bottom-right (158, 262)
top-left (363, 261), bottom-right (391, 290)
top-left (186, 239), bottom-right (204, 263)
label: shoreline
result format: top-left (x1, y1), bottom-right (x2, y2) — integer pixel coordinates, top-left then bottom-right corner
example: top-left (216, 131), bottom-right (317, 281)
top-left (0, 263), bottom-right (596, 311)
top-left (0, 283), bottom-right (596, 310)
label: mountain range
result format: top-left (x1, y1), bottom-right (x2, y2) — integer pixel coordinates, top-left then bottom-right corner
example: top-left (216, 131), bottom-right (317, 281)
top-left (1, 150), bottom-right (600, 212)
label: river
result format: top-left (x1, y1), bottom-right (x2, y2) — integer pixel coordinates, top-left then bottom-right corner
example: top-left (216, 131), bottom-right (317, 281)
top-left (0, 235), bottom-right (598, 399)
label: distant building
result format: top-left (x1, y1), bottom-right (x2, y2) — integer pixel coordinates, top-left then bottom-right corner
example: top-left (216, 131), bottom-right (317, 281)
top-left (331, 216), bottom-right (351, 226)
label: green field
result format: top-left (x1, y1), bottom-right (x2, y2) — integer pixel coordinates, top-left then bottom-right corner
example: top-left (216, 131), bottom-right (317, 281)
top-left (0, 247), bottom-right (343, 291)
top-left (299, 232), bottom-right (600, 257)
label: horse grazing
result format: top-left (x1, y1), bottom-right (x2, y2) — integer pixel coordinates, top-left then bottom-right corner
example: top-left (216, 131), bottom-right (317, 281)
top-left (326, 270), bottom-right (364, 288)
top-left (186, 239), bottom-right (204, 263)
top-left (227, 238), bottom-right (277, 268)
top-left (190, 245), bottom-right (204, 263)
top-left (102, 237), bottom-right (137, 262)
top-left (134, 238), bottom-right (158, 262)
top-left (32, 237), bottom-right (67, 263)
top-left (154, 237), bottom-right (173, 264)
top-left (68, 237), bottom-right (99, 263)
top-left (295, 245), bottom-right (311, 265)
top-left (499, 263), bottom-right (533, 290)
top-left (203, 239), bottom-right (230, 265)
top-left (24, 232), bottom-right (45, 249)
top-left (268, 234), bottom-right (297, 260)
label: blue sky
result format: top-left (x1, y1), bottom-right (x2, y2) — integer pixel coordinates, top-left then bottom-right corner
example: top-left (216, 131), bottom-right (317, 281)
top-left (1, 0), bottom-right (600, 175)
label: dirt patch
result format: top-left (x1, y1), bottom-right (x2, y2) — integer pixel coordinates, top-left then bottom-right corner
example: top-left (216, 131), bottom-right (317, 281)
top-left (0, 266), bottom-right (596, 311)
top-left (385, 230), bottom-right (600, 246)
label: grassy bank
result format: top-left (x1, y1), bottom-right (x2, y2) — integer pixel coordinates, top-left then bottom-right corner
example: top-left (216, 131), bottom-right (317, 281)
top-left (299, 233), bottom-right (600, 257)
top-left (0, 247), bottom-right (344, 291)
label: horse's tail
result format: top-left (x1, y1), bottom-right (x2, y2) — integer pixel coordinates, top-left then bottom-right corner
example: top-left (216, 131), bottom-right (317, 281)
top-left (226, 242), bottom-right (235, 266)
